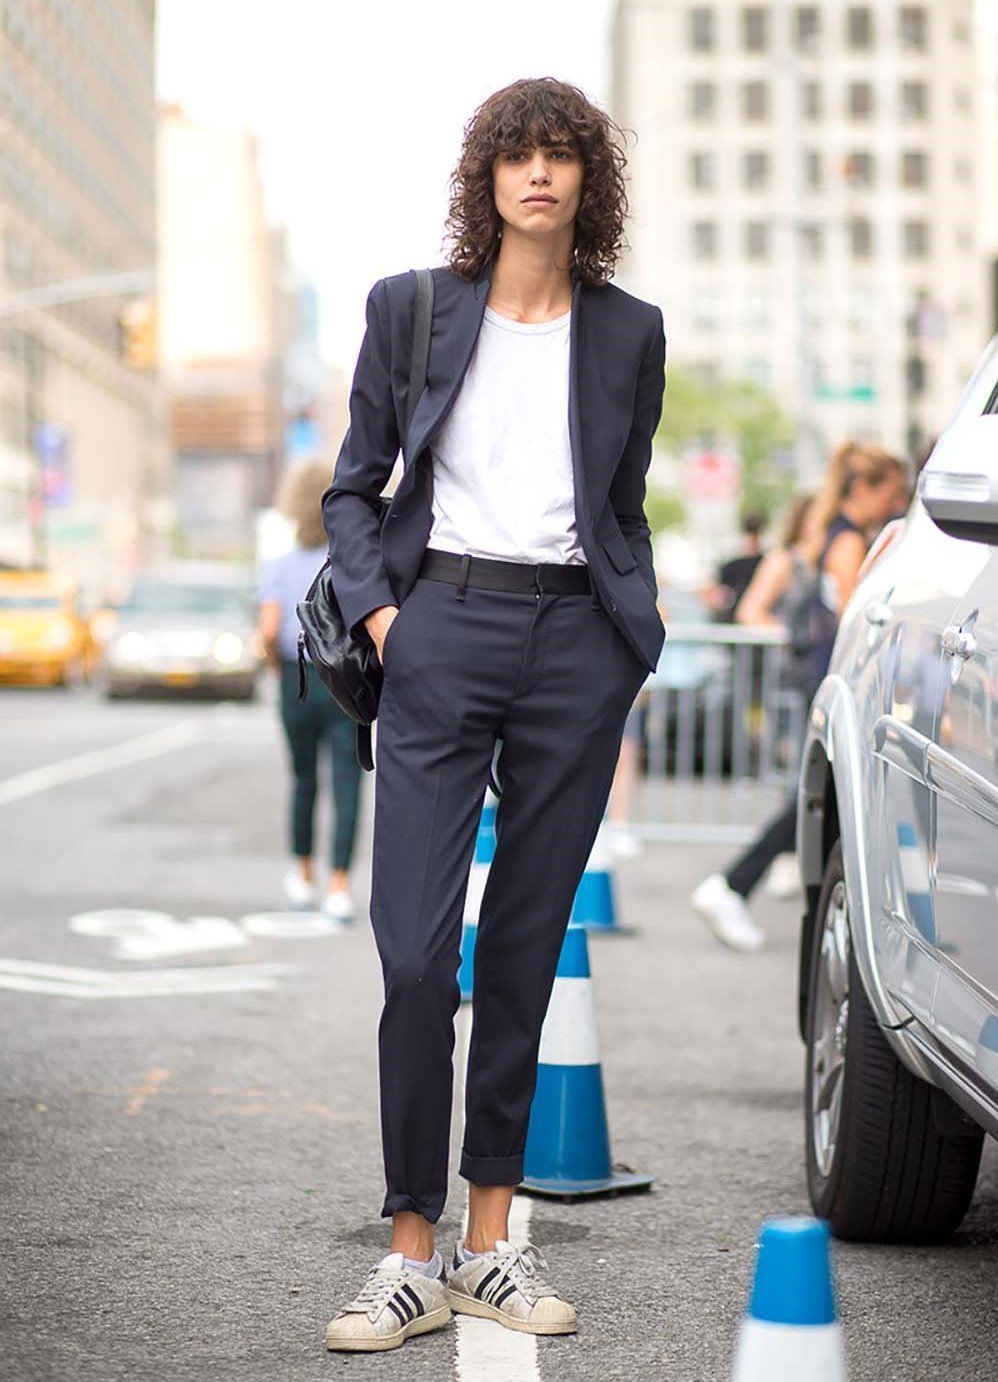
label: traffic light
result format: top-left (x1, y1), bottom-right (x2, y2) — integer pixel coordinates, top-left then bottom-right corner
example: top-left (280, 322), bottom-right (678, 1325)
top-left (117, 298), bottom-right (157, 370)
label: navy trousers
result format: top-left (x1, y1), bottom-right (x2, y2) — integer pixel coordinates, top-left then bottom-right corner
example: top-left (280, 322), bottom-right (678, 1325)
top-left (371, 574), bottom-right (648, 1222)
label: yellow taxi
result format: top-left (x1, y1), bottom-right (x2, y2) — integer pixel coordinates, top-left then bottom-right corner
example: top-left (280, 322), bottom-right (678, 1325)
top-left (0, 567), bottom-right (94, 686)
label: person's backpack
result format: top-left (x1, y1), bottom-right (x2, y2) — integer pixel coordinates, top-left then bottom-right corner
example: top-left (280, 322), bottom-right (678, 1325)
top-left (784, 568), bottom-right (839, 698)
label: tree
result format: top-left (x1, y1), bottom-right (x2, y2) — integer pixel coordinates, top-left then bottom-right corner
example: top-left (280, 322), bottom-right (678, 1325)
top-left (656, 367), bottom-right (797, 520)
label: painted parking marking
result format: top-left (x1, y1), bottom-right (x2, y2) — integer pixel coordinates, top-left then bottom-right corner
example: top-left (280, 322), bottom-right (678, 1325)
top-left (453, 1005), bottom-right (539, 1382)
top-left (0, 957), bottom-right (295, 998)
top-left (67, 908), bottom-right (345, 960)
top-left (0, 720), bottom-right (200, 806)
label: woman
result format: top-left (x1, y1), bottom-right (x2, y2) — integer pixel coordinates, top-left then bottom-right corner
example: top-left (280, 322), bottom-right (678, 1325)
top-left (322, 78), bottom-right (665, 1351)
top-left (258, 460), bottom-right (361, 919)
top-left (692, 443), bottom-right (908, 952)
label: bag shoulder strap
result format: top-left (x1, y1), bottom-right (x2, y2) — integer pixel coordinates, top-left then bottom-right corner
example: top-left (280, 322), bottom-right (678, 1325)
top-left (404, 268), bottom-right (434, 442)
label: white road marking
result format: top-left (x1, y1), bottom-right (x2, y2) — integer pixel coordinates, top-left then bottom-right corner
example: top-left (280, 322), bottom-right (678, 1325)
top-left (240, 911), bottom-right (344, 938)
top-left (0, 957), bottom-right (295, 998)
top-left (69, 909), bottom-right (248, 961)
top-left (453, 1007), bottom-right (539, 1382)
top-left (0, 721), bottom-right (201, 806)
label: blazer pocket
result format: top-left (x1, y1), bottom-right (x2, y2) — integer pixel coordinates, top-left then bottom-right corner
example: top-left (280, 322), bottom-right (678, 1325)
top-left (600, 530), bottom-right (638, 575)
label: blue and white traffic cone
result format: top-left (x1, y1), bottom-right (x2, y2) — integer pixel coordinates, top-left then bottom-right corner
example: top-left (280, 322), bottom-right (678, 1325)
top-left (459, 791), bottom-right (498, 1002)
top-left (569, 821), bottom-right (629, 933)
top-left (520, 923), bottom-right (653, 1198)
top-left (732, 1218), bottom-right (846, 1382)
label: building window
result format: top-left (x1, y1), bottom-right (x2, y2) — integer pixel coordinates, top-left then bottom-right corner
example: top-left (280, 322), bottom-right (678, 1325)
top-left (954, 88), bottom-right (971, 115)
top-left (849, 217), bottom-right (873, 258)
top-left (744, 221), bottom-right (770, 260)
top-left (845, 150), bottom-right (875, 187)
top-left (903, 221), bottom-right (929, 257)
top-left (802, 80), bottom-right (822, 119)
top-left (955, 225), bottom-right (973, 251)
top-left (743, 291), bottom-right (769, 330)
top-left (692, 289), bottom-right (721, 332)
top-left (742, 151), bottom-right (770, 190)
top-left (689, 6), bottom-right (715, 50)
top-left (801, 225), bottom-right (824, 260)
top-left (846, 6), bottom-right (873, 48)
top-left (900, 81), bottom-right (928, 120)
top-left (804, 149), bottom-right (823, 189)
top-left (692, 221), bottom-right (718, 259)
top-left (690, 152), bottom-right (717, 190)
top-left (899, 6), bottom-right (927, 49)
top-left (742, 7), bottom-right (768, 51)
top-left (847, 82), bottom-right (874, 119)
top-left (742, 80), bottom-right (769, 121)
top-left (795, 5), bottom-right (820, 49)
top-left (900, 151), bottom-right (928, 188)
top-left (690, 80), bottom-right (717, 119)
top-left (850, 358), bottom-right (875, 391)
top-left (954, 156), bottom-right (972, 183)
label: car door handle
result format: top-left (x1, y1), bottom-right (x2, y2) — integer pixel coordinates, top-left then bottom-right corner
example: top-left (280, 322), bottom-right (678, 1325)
top-left (864, 601), bottom-right (893, 628)
top-left (942, 626), bottom-right (977, 660)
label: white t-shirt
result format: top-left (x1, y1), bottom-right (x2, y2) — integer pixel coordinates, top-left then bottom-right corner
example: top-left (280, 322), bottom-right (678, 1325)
top-left (427, 306), bottom-right (584, 565)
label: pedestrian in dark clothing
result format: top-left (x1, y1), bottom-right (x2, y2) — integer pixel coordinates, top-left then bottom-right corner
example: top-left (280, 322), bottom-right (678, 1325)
top-left (703, 508), bottom-right (767, 622)
top-left (692, 443), bottom-right (909, 950)
top-left (322, 77), bottom-right (665, 1352)
top-left (258, 460), bottom-right (361, 920)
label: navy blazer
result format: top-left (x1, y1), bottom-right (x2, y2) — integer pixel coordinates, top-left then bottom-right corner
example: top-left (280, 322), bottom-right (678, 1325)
top-left (322, 267), bottom-right (667, 669)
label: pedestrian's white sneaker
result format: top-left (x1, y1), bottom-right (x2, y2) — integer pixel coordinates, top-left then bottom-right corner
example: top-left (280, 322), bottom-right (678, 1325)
top-left (691, 874), bottom-right (765, 952)
top-left (322, 888), bottom-right (354, 922)
top-left (325, 1252), bottom-right (451, 1352)
top-left (448, 1240), bottom-right (577, 1335)
top-left (283, 867), bottom-right (316, 910)
top-left (765, 852), bottom-right (800, 900)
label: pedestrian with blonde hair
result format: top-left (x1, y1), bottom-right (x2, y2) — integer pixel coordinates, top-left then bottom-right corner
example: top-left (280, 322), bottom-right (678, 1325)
top-left (693, 442), bottom-right (909, 951)
top-left (258, 459), bottom-right (362, 920)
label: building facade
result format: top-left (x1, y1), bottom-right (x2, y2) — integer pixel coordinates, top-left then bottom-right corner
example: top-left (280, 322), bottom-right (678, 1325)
top-left (0, 0), bottom-right (170, 590)
top-left (159, 108), bottom-right (289, 559)
top-left (613, 0), bottom-right (989, 480)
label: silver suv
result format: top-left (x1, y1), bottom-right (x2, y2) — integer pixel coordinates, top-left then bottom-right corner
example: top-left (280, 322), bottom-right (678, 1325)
top-left (798, 336), bottom-right (998, 1242)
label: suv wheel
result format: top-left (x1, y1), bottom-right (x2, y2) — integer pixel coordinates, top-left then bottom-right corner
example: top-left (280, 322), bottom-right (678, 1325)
top-left (805, 841), bottom-right (984, 1242)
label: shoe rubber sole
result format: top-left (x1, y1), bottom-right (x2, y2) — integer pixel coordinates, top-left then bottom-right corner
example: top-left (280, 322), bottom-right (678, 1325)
top-left (325, 1303), bottom-right (452, 1351)
top-left (449, 1289), bottom-right (577, 1335)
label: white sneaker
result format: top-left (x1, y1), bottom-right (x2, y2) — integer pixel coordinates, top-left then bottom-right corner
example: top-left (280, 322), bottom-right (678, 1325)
top-left (283, 867), bottom-right (316, 910)
top-left (448, 1240), bottom-right (577, 1335)
top-left (322, 888), bottom-right (354, 922)
top-left (607, 824), bottom-right (642, 859)
top-left (691, 874), bottom-right (765, 952)
top-left (765, 852), bottom-right (800, 900)
top-left (325, 1252), bottom-right (451, 1352)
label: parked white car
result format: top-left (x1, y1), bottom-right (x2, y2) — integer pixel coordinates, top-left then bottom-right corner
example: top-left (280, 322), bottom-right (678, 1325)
top-left (797, 336), bottom-right (998, 1242)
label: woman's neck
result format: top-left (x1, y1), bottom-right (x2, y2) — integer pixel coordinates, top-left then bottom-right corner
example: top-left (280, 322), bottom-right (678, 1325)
top-left (487, 230), bottom-right (574, 322)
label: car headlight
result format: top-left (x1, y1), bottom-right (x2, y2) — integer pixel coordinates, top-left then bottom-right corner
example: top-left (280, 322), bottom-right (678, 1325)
top-left (212, 632), bottom-right (245, 666)
top-left (115, 632), bottom-right (151, 663)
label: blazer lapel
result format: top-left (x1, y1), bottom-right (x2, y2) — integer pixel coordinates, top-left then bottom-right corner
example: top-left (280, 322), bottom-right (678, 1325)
top-left (404, 274), bottom-right (490, 467)
top-left (567, 277), bottom-right (593, 530)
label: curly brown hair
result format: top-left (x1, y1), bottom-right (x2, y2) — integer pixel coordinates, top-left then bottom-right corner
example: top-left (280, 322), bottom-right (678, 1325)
top-left (445, 78), bottom-right (629, 287)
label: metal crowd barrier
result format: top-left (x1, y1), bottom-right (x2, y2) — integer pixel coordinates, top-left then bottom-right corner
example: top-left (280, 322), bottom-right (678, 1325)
top-left (634, 622), bottom-right (807, 845)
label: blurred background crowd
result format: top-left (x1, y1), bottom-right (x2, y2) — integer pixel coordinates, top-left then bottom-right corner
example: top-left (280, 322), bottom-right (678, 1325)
top-left (1, 0), bottom-right (997, 896)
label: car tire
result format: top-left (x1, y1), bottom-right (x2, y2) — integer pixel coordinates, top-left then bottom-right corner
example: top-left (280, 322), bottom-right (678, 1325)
top-left (804, 840), bottom-right (984, 1243)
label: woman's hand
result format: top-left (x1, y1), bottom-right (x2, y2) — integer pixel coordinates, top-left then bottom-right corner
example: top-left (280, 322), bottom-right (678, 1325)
top-left (364, 605), bottom-right (399, 664)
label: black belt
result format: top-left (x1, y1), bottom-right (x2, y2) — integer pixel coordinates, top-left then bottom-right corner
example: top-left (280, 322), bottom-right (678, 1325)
top-left (419, 549), bottom-right (595, 601)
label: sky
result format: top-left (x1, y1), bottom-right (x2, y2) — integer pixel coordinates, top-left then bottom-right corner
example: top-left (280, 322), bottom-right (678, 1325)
top-left (156, 0), bottom-right (618, 371)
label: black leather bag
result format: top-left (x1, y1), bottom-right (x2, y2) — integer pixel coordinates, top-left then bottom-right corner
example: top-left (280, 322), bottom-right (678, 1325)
top-left (296, 268), bottom-right (434, 771)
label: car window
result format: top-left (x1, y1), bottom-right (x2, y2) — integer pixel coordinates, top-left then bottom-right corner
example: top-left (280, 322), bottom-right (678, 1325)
top-left (0, 594), bottom-right (61, 610)
top-left (122, 582), bottom-right (250, 619)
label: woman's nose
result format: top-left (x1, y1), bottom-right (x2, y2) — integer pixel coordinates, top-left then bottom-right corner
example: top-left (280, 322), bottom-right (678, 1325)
top-left (528, 154), bottom-right (551, 183)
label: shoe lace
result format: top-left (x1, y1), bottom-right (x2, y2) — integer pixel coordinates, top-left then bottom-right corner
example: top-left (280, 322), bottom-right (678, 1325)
top-left (347, 1264), bottom-right (408, 1317)
top-left (494, 1243), bottom-right (555, 1301)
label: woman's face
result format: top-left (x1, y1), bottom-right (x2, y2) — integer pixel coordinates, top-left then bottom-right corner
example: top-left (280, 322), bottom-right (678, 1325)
top-left (492, 143), bottom-right (583, 244)
top-left (852, 473), bottom-right (906, 527)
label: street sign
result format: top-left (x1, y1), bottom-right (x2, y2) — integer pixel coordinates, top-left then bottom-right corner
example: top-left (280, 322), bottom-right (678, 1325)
top-left (684, 448), bottom-right (741, 501)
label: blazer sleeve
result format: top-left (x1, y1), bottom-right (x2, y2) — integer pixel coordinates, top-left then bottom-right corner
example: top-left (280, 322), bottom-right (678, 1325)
top-left (608, 307), bottom-right (667, 597)
top-left (321, 279), bottom-right (400, 634)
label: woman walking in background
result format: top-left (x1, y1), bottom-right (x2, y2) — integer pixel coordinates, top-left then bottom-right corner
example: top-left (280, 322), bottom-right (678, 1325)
top-left (258, 460), bottom-right (361, 920)
top-left (692, 442), bottom-right (909, 951)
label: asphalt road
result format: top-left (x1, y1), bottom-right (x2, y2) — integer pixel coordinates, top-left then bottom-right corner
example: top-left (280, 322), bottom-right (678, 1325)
top-left (1, 681), bottom-right (995, 1382)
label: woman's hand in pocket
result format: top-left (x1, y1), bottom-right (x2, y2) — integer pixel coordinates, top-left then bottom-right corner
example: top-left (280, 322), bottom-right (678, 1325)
top-left (364, 605), bottom-right (399, 665)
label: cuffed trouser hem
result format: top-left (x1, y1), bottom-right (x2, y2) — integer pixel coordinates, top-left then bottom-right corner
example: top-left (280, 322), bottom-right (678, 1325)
top-left (459, 1151), bottom-right (524, 1186)
top-left (381, 1192), bottom-right (446, 1224)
